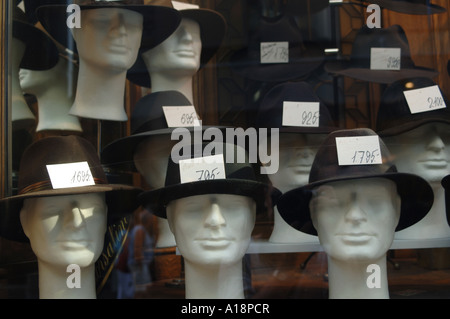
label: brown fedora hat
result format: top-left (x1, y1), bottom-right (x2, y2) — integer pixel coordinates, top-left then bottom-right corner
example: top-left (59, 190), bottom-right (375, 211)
top-left (0, 135), bottom-right (142, 242)
top-left (276, 128), bottom-right (434, 236)
top-left (127, 0), bottom-right (227, 88)
top-left (36, 0), bottom-right (181, 55)
top-left (376, 77), bottom-right (450, 137)
top-left (325, 25), bottom-right (438, 84)
top-left (367, 0), bottom-right (446, 15)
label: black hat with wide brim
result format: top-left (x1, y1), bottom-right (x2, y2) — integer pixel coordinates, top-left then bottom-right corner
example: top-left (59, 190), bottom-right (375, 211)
top-left (0, 135), bottom-right (142, 243)
top-left (441, 174), bottom-right (450, 226)
top-left (138, 142), bottom-right (273, 219)
top-left (36, 0), bottom-right (182, 56)
top-left (367, 0), bottom-right (446, 15)
top-left (127, 5), bottom-right (227, 88)
top-left (276, 128), bottom-right (434, 236)
top-left (325, 24), bottom-right (438, 84)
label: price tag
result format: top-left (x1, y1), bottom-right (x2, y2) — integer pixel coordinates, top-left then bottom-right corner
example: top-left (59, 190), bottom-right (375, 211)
top-left (336, 136), bottom-right (382, 166)
top-left (282, 101), bottom-right (320, 127)
top-left (163, 106), bottom-right (200, 128)
top-left (171, 1), bottom-right (200, 10)
top-left (46, 162), bottom-right (95, 189)
top-left (179, 154), bottom-right (226, 184)
top-left (370, 48), bottom-right (401, 70)
top-left (260, 42), bottom-right (289, 64)
top-left (403, 85), bottom-right (446, 114)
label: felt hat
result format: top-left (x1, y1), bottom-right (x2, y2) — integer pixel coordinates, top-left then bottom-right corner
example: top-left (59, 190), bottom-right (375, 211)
top-left (276, 128), bottom-right (434, 236)
top-left (100, 90), bottom-right (228, 172)
top-left (366, 0), bottom-right (446, 15)
top-left (255, 81), bottom-right (339, 134)
top-left (325, 25), bottom-right (438, 84)
top-left (36, 0), bottom-right (182, 55)
top-left (441, 174), bottom-right (450, 226)
top-left (0, 135), bottom-right (142, 242)
top-left (229, 14), bottom-right (325, 83)
top-left (376, 77), bottom-right (450, 137)
top-left (127, 0), bottom-right (227, 88)
top-left (13, 6), bottom-right (59, 70)
top-left (137, 142), bottom-right (272, 219)
top-left (23, 0), bottom-right (72, 24)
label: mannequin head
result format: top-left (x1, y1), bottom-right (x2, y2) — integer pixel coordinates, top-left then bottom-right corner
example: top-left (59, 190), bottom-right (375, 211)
top-left (383, 123), bottom-right (450, 185)
top-left (141, 18), bottom-right (201, 77)
top-left (310, 178), bottom-right (401, 263)
top-left (166, 194), bottom-right (256, 267)
top-left (72, 8), bottom-right (143, 72)
top-left (19, 193), bottom-right (108, 268)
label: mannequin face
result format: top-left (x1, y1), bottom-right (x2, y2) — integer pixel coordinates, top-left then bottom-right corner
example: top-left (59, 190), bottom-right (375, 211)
top-left (310, 178), bottom-right (401, 262)
top-left (167, 194), bottom-right (256, 266)
top-left (72, 8), bottom-right (143, 72)
top-left (384, 123), bottom-right (450, 184)
top-left (142, 18), bottom-right (201, 76)
top-left (20, 193), bottom-right (108, 268)
top-left (268, 133), bottom-right (326, 192)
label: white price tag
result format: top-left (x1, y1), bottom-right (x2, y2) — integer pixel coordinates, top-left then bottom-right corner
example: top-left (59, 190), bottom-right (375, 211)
top-left (336, 136), bottom-right (382, 166)
top-left (370, 48), bottom-right (401, 70)
top-left (260, 42), bottom-right (289, 64)
top-left (163, 106), bottom-right (200, 128)
top-left (46, 161), bottom-right (95, 189)
top-left (171, 1), bottom-right (200, 10)
top-left (179, 154), bottom-right (226, 184)
top-left (282, 101), bottom-right (320, 127)
top-left (403, 85), bottom-right (446, 114)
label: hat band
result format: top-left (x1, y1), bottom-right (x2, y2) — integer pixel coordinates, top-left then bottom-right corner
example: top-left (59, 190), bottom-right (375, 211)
top-left (18, 178), bottom-right (108, 195)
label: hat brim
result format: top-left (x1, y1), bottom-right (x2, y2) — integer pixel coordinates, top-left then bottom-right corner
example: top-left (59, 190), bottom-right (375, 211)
top-left (138, 179), bottom-right (270, 219)
top-left (325, 60), bottom-right (438, 84)
top-left (377, 117), bottom-right (450, 137)
top-left (36, 4), bottom-right (181, 55)
top-left (277, 172), bottom-right (434, 236)
top-left (369, 0), bottom-right (446, 15)
top-left (0, 185), bottom-right (142, 243)
top-left (442, 175), bottom-right (450, 227)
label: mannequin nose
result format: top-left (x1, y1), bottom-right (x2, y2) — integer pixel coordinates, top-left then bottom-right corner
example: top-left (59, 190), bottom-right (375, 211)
top-left (295, 147), bottom-right (314, 159)
top-left (65, 204), bottom-right (85, 228)
top-left (427, 134), bottom-right (445, 152)
top-left (345, 196), bottom-right (367, 224)
top-left (112, 14), bottom-right (128, 35)
top-left (204, 203), bottom-right (226, 228)
top-left (180, 27), bottom-right (194, 42)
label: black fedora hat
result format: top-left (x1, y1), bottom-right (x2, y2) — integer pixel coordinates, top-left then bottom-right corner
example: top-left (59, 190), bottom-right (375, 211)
top-left (23, 0), bottom-right (72, 24)
top-left (325, 25), bottom-right (438, 84)
top-left (376, 77), bottom-right (450, 137)
top-left (36, 0), bottom-right (181, 55)
top-left (13, 6), bottom-right (59, 70)
top-left (137, 142), bottom-right (272, 219)
top-left (255, 81), bottom-right (339, 134)
top-left (366, 0), bottom-right (446, 15)
top-left (229, 14), bottom-right (325, 83)
top-left (442, 174), bottom-right (450, 226)
top-left (276, 128), bottom-right (434, 236)
top-left (127, 0), bottom-right (227, 88)
top-left (0, 135), bottom-right (142, 242)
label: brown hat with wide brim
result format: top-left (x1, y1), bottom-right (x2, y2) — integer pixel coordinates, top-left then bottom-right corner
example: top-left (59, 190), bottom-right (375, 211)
top-left (0, 135), bottom-right (142, 243)
top-left (276, 128), bottom-right (434, 236)
top-left (325, 24), bottom-right (438, 84)
top-left (367, 0), bottom-right (446, 15)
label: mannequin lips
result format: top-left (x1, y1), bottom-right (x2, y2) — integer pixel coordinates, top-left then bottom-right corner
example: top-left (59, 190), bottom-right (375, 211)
top-left (196, 236), bottom-right (234, 249)
top-left (420, 158), bottom-right (448, 169)
top-left (338, 233), bottom-right (374, 244)
top-left (19, 69), bottom-right (29, 81)
top-left (58, 240), bottom-right (91, 250)
top-left (109, 43), bottom-right (130, 54)
top-left (174, 49), bottom-right (196, 57)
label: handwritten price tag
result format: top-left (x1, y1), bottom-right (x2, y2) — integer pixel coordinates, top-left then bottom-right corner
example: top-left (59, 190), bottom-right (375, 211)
top-left (179, 154), bottom-right (226, 184)
top-left (260, 42), bottom-right (289, 64)
top-left (171, 0), bottom-right (200, 10)
top-left (336, 136), bottom-right (382, 166)
top-left (46, 162), bottom-right (95, 189)
top-left (403, 85), bottom-right (446, 114)
top-left (370, 48), bottom-right (401, 70)
top-left (163, 106), bottom-right (200, 128)
top-left (282, 101), bottom-right (320, 127)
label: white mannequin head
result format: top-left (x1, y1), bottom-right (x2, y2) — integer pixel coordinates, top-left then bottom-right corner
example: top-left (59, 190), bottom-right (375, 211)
top-left (166, 194), bottom-right (256, 266)
top-left (19, 193), bottom-right (108, 268)
top-left (310, 178), bottom-right (401, 262)
top-left (72, 8), bottom-right (143, 73)
top-left (383, 123), bottom-right (450, 185)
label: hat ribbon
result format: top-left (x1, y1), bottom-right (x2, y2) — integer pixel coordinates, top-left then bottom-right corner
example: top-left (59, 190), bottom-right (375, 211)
top-left (18, 178), bottom-right (108, 195)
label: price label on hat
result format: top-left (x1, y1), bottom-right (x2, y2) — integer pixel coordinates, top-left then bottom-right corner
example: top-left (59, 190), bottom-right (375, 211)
top-left (261, 42), bottom-right (289, 64)
top-left (282, 101), bottom-right (320, 128)
top-left (172, 1), bottom-right (200, 10)
top-left (403, 85), bottom-right (447, 114)
top-left (179, 154), bottom-right (226, 184)
top-left (163, 106), bottom-right (201, 128)
top-left (370, 48), bottom-right (401, 70)
top-left (336, 136), bottom-right (382, 166)
top-left (46, 162), bottom-right (95, 189)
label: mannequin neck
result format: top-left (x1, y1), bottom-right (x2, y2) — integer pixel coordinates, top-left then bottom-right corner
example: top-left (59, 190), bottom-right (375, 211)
top-left (184, 259), bottom-right (245, 299)
top-left (327, 255), bottom-right (389, 299)
top-left (149, 71), bottom-right (195, 104)
top-left (71, 61), bottom-right (128, 121)
top-left (37, 259), bottom-right (97, 299)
